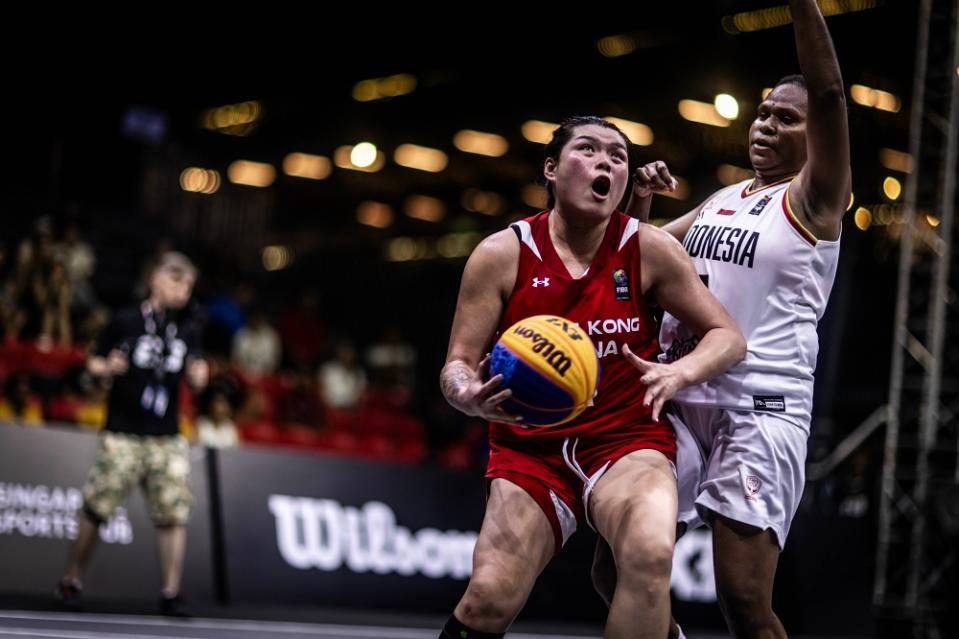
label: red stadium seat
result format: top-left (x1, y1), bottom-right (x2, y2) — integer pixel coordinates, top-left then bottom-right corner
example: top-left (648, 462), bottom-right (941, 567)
top-left (395, 438), bottom-right (427, 465)
top-left (238, 421), bottom-right (284, 446)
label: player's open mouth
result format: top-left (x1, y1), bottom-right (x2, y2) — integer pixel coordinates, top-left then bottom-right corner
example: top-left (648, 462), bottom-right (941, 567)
top-left (592, 176), bottom-right (611, 197)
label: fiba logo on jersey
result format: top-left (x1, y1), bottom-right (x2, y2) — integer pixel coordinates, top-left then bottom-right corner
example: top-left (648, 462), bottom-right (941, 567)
top-left (748, 194), bottom-right (773, 216)
top-left (612, 269), bottom-right (630, 301)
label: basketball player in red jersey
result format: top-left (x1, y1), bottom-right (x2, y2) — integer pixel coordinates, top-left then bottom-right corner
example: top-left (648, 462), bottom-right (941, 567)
top-left (437, 116), bottom-right (746, 639)
top-left (594, 2), bottom-right (851, 637)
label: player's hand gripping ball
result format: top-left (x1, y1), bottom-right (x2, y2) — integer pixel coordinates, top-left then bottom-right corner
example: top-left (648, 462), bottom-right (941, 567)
top-left (490, 315), bottom-right (599, 427)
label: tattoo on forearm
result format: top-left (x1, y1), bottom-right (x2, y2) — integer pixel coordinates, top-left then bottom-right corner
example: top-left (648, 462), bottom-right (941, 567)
top-left (441, 361), bottom-right (473, 403)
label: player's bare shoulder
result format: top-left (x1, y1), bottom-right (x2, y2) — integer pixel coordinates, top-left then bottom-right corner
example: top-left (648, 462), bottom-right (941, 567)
top-left (474, 228), bottom-right (521, 262)
top-left (639, 222), bottom-right (688, 260)
top-left (637, 222), bottom-right (696, 293)
top-left (461, 227), bottom-right (522, 299)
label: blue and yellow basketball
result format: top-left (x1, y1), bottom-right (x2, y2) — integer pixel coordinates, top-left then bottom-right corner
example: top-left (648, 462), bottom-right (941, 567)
top-left (490, 315), bottom-right (599, 427)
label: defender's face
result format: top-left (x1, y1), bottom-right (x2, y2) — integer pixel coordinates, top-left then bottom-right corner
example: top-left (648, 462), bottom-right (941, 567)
top-left (749, 83), bottom-right (808, 178)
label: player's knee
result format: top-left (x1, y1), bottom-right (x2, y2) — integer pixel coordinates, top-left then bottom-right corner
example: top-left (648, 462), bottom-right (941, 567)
top-left (615, 536), bottom-right (673, 591)
top-left (459, 571), bottom-right (524, 627)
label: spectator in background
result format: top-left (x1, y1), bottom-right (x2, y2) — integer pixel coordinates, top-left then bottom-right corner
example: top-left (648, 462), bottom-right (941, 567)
top-left (318, 339), bottom-right (366, 410)
top-left (74, 375), bottom-right (110, 430)
top-left (75, 307), bottom-right (110, 351)
top-left (0, 374), bottom-right (44, 425)
top-left (232, 306), bottom-right (280, 377)
top-left (15, 217), bottom-right (56, 279)
top-left (1, 303), bottom-right (27, 344)
top-left (56, 222), bottom-right (98, 314)
top-left (207, 283), bottom-right (255, 340)
top-left (10, 217), bottom-right (57, 340)
top-left (33, 258), bottom-right (73, 348)
top-left (276, 366), bottom-right (324, 428)
top-left (0, 245), bottom-right (27, 342)
top-left (366, 325), bottom-right (416, 394)
top-left (837, 450), bottom-right (873, 519)
top-left (196, 390), bottom-right (239, 449)
top-left (277, 290), bottom-right (325, 369)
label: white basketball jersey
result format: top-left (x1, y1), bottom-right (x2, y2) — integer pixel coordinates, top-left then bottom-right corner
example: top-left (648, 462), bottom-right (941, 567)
top-left (659, 178), bottom-right (840, 425)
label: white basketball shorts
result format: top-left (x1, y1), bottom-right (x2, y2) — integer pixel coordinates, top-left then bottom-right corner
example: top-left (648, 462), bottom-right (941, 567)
top-left (669, 402), bottom-right (808, 549)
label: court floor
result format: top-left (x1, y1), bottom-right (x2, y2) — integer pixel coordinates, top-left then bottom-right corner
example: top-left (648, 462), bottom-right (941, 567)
top-left (0, 609), bottom-right (737, 639)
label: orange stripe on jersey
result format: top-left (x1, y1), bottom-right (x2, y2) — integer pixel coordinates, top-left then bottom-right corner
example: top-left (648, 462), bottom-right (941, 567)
top-left (782, 188), bottom-right (818, 246)
top-left (741, 174), bottom-right (797, 198)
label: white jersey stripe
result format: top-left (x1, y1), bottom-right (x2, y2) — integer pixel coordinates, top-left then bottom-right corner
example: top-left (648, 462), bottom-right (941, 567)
top-left (511, 220), bottom-right (543, 261)
top-left (617, 217), bottom-right (640, 252)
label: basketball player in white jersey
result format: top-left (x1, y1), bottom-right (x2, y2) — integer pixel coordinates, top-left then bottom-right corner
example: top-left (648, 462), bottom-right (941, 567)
top-left (592, 1), bottom-right (850, 637)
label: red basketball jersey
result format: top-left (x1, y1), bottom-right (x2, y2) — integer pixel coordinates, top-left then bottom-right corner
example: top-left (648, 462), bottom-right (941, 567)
top-left (490, 210), bottom-right (668, 445)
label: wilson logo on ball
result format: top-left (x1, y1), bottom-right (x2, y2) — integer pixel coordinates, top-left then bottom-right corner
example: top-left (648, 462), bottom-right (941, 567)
top-left (509, 325), bottom-right (572, 376)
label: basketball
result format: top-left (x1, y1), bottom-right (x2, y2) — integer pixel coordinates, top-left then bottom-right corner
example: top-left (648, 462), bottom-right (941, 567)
top-left (489, 315), bottom-right (599, 427)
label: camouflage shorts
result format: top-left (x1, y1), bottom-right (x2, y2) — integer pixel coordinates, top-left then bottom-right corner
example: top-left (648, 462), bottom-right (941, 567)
top-left (82, 432), bottom-right (193, 526)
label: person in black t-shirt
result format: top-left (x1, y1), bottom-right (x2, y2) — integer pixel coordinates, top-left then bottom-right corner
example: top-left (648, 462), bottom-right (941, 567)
top-left (55, 252), bottom-right (208, 617)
